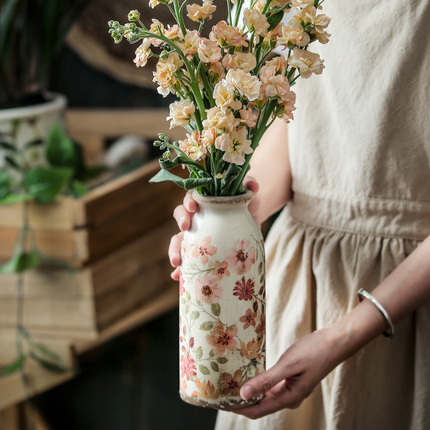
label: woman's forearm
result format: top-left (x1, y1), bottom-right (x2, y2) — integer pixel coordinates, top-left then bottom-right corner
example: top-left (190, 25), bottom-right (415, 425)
top-left (249, 118), bottom-right (292, 224)
top-left (329, 234), bottom-right (430, 364)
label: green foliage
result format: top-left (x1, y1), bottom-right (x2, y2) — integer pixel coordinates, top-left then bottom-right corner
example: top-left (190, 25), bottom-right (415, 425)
top-left (45, 123), bottom-right (79, 170)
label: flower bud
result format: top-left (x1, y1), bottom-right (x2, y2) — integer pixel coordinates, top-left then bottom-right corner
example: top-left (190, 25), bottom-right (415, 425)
top-left (128, 10), bottom-right (140, 21)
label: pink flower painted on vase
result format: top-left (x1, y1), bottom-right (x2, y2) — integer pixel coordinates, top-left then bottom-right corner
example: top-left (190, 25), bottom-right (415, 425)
top-left (211, 260), bottom-right (230, 280)
top-left (194, 277), bottom-right (223, 304)
top-left (220, 369), bottom-right (244, 396)
top-left (192, 236), bottom-right (217, 265)
top-left (179, 272), bottom-right (186, 296)
top-left (181, 352), bottom-right (197, 380)
top-left (233, 277), bottom-right (255, 301)
top-left (206, 323), bottom-right (238, 356)
top-left (256, 313), bottom-right (266, 335)
top-left (240, 308), bottom-right (257, 329)
top-left (225, 239), bottom-right (255, 275)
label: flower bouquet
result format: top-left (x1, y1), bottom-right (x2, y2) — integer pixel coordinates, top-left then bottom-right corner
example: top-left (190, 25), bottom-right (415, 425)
top-left (109, 0), bottom-right (330, 409)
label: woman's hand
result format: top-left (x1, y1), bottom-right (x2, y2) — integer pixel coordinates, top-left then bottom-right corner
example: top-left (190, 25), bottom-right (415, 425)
top-left (231, 326), bottom-right (341, 419)
top-left (169, 176), bottom-right (260, 281)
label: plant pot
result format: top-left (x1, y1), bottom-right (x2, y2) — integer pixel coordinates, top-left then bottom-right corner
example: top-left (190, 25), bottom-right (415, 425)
top-left (0, 93), bottom-right (67, 181)
top-left (179, 190), bottom-right (266, 410)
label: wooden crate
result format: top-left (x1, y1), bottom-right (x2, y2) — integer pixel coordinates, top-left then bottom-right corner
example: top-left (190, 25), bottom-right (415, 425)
top-left (0, 221), bottom-right (179, 339)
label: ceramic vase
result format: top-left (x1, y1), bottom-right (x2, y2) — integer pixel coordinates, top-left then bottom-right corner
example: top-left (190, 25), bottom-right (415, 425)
top-left (179, 190), bottom-right (266, 410)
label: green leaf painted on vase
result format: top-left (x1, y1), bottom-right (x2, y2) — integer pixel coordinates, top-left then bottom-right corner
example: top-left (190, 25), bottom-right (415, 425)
top-left (211, 303), bottom-right (221, 316)
top-left (185, 291), bottom-right (191, 301)
top-left (190, 311), bottom-right (200, 320)
top-left (199, 364), bottom-right (210, 375)
top-left (209, 349), bottom-right (215, 357)
top-left (200, 321), bottom-right (213, 330)
top-left (4, 155), bottom-right (20, 170)
top-left (0, 171), bottom-right (10, 200)
top-left (0, 141), bottom-right (16, 151)
top-left (181, 298), bottom-right (186, 305)
top-left (216, 357), bottom-right (228, 364)
top-left (210, 361), bottom-right (219, 372)
top-left (184, 303), bottom-right (190, 314)
top-left (258, 262), bottom-right (263, 275)
top-left (195, 346), bottom-right (203, 360)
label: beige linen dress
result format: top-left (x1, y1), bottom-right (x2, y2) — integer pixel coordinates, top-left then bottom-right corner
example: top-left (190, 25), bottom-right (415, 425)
top-left (215, 1), bottom-right (430, 429)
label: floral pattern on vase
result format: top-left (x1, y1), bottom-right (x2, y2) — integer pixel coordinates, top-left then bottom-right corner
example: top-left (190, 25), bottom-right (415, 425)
top-left (179, 191), bottom-right (266, 409)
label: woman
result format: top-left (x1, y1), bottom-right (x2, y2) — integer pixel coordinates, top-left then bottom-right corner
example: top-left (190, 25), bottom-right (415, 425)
top-left (170, 1), bottom-right (430, 428)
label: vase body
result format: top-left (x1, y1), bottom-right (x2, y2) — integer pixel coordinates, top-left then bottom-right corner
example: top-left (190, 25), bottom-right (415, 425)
top-left (179, 191), bottom-right (266, 409)
top-left (0, 93), bottom-right (67, 187)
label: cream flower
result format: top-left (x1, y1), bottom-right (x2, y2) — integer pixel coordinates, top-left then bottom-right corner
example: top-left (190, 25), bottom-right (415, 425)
top-left (261, 55), bottom-right (287, 75)
top-left (288, 5), bottom-right (330, 43)
top-left (197, 38), bottom-right (222, 63)
top-left (209, 21), bottom-right (248, 48)
top-left (164, 24), bottom-right (183, 40)
top-left (167, 99), bottom-right (195, 128)
top-left (201, 127), bottom-right (217, 150)
top-left (213, 81), bottom-right (242, 111)
top-left (278, 23), bottom-right (310, 48)
top-left (219, 127), bottom-right (253, 165)
top-left (222, 52), bottom-right (256, 73)
top-left (278, 90), bottom-right (297, 122)
top-left (312, 13), bottom-right (331, 44)
top-left (260, 65), bottom-right (292, 99)
top-left (149, 0), bottom-right (173, 7)
top-left (149, 19), bottom-right (165, 47)
top-left (153, 52), bottom-right (184, 97)
top-left (179, 131), bottom-right (207, 160)
top-left (288, 48), bottom-right (324, 78)
top-left (187, 0), bottom-right (216, 22)
top-left (203, 107), bottom-right (239, 134)
top-left (209, 61), bottom-right (226, 81)
top-left (133, 39), bottom-right (151, 67)
top-left (224, 69), bottom-right (261, 102)
top-left (243, 8), bottom-right (270, 37)
top-left (239, 108), bottom-right (258, 127)
top-left (178, 30), bottom-right (201, 58)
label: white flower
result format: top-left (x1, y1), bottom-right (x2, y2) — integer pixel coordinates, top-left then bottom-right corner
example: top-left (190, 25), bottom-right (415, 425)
top-left (213, 81), bottom-right (242, 111)
top-left (133, 39), bottom-right (151, 67)
top-left (224, 69), bottom-right (261, 102)
top-left (243, 8), bottom-right (270, 37)
top-left (222, 53), bottom-right (257, 73)
top-left (288, 48), bottom-right (324, 79)
top-left (218, 127), bottom-right (253, 165)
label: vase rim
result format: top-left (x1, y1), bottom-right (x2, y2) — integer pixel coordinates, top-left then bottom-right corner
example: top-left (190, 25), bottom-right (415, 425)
top-left (192, 190), bottom-right (253, 205)
top-left (0, 92), bottom-right (67, 121)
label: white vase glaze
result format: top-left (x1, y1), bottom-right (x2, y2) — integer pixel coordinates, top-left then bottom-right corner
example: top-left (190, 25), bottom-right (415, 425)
top-left (179, 190), bottom-right (266, 410)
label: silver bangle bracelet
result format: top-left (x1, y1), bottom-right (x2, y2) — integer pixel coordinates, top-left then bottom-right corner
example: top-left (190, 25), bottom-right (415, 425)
top-left (357, 288), bottom-right (395, 339)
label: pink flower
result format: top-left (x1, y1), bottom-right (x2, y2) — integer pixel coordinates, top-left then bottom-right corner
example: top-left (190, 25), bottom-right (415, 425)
top-left (211, 260), bottom-right (230, 280)
top-left (206, 323), bottom-right (238, 356)
top-left (225, 239), bottom-right (255, 275)
top-left (233, 277), bottom-right (255, 301)
top-left (194, 278), bottom-right (223, 304)
top-left (192, 236), bottom-right (217, 264)
top-left (181, 353), bottom-right (197, 380)
top-left (240, 308), bottom-right (257, 329)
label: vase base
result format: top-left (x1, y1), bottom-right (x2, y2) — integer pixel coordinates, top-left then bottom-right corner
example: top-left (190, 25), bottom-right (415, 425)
top-left (180, 392), bottom-right (262, 410)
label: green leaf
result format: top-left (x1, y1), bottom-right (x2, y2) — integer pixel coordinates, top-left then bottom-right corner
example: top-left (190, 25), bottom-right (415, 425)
top-left (216, 357), bottom-right (228, 364)
top-left (71, 180), bottom-right (88, 197)
top-left (0, 353), bottom-right (26, 376)
top-left (195, 346), bottom-right (203, 360)
top-left (185, 291), bottom-right (191, 301)
top-left (200, 321), bottom-right (214, 331)
top-left (258, 262), bottom-right (263, 275)
top-left (0, 193), bottom-right (33, 205)
top-left (0, 250), bottom-right (40, 274)
top-left (260, 273), bottom-right (265, 284)
top-left (220, 163), bottom-right (242, 196)
top-left (33, 343), bottom-right (61, 361)
top-left (149, 169), bottom-right (213, 191)
top-left (267, 10), bottom-right (284, 31)
top-left (30, 352), bottom-right (73, 373)
top-left (199, 364), bottom-right (210, 375)
top-left (184, 303), bottom-right (190, 314)
top-left (0, 171), bottom-right (10, 200)
top-left (190, 311), bottom-right (200, 320)
top-left (0, 141), bottom-right (16, 151)
top-left (45, 123), bottom-right (78, 171)
top-left (210, 361), bottom-right (219, 372)
top-left (209, 349), bottom-right (215, 357)
top-left (25, 167), bottom-right (73, 203)
top-left (181, 298), bottom-right (186, 305)
top-left (211, 303), bottom-right (221, 317)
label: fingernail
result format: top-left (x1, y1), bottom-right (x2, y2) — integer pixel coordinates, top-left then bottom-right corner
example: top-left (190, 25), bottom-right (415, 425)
top-left (179, 216), bottom-right (186, 231)
top-left (240, 385), bottom-right (255, 400)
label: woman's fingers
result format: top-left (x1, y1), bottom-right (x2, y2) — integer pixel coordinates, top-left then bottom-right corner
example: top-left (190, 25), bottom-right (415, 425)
top-left (173, 191), bottom-right (198, 231)
top-left (169, 232), bottom-right (183, 268)
top-left (243, 175), bottom-right (259, 195)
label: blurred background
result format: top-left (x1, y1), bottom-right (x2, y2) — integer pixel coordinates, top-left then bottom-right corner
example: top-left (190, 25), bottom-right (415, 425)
top-left (0, 0), bottom-right (230, 428)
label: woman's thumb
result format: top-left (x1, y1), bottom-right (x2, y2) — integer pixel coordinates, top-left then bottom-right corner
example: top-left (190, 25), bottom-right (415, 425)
top-left (240, 365), bottom-right (286, 400)
top-left (243, 175), bottom-right (259, 194)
